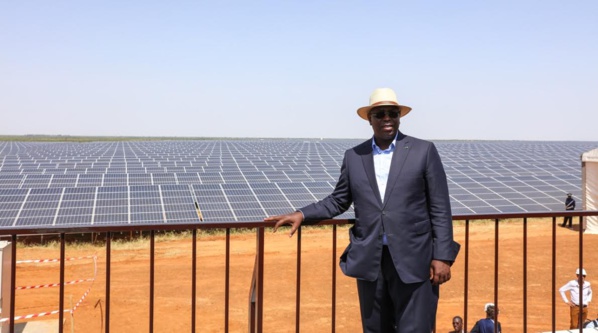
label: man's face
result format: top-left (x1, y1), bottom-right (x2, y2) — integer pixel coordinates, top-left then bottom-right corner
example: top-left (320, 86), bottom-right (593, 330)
top-left (487, 306), bottom-right (499, 319)
top-left (452, 318), bottom-right (463, 331)
top-left (368, 106), bottom-right (400, 143)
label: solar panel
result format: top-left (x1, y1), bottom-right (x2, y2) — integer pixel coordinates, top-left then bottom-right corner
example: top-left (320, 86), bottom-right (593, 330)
top-left (0, 140), bottom-right (597, 227)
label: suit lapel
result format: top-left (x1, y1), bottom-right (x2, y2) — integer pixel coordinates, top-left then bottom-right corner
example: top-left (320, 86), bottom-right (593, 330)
top-left (382, 134), bottom-right (410, 207)
top-left (361, 139), bottom-right (383, 206)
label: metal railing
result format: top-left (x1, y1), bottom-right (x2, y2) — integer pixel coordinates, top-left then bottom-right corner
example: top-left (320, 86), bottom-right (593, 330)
top-left (0, 211), bottom-right (597, 333)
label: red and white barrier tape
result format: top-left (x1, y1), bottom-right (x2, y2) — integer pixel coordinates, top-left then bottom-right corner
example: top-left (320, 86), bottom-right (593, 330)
top-left (17, 255), bottom-right (96, 264)
top-left (71, 277), bottom-right (94, 313)
top-left (16, 278), bottom-right (94, 290)
top-left (72, 255), bottom-right (97, 313)
top-left (0, 309), bottom-right (69, 322)
top-left (0, 255), bottom-right (98, 323)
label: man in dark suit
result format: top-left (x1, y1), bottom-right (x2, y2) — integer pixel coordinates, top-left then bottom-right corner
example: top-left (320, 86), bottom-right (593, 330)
top-left (265, 88), bottom-right (460, 332)
top-left (561, 193), bottom-right (576, 228)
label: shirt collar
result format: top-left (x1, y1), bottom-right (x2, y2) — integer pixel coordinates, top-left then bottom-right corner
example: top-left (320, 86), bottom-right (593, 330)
top-left (371, 132), bottom-right (398, 154)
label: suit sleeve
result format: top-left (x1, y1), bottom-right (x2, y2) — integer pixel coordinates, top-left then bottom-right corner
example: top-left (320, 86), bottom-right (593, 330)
top-left (425, 143), bottom-right (460, 262)
top-left (299, 152), bottom-right (353, 220)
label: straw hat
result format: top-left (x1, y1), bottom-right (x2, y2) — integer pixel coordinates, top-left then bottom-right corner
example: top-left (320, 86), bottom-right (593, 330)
top-left (356, 88), bottom-right (412, 120)
top-left (576, 268), bottom-right (587, 276)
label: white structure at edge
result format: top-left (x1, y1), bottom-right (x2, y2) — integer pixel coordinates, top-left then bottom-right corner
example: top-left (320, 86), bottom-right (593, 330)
top-left (0, 241), bottom-right (12, 333)
top-left (582, 148), bottom-right (598, 234)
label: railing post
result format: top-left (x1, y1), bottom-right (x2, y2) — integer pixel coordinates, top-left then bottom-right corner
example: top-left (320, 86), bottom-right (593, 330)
top-left (295, 227), bottom-right (301, 332)
top-left (331, 224), bottom-right (337, 333)
top-left (225, 228), bottom-right (230, 333)
top-left (578, 215), bottom-right (584, 330)
top-left (523, 217), bottom-right (528, 333)
top-left (551, 216), bottom-right (556, 332)
top-left (192, 228), bottom-right (197, 333)
top-left (105, 231), bottom-right (111, 333)
top-left (149, 230), bottom-right (155, 333)
top-left (494, 219), bottom-right (499, 333)
top-left (59, 233), bottom-right (65, 333)
top-left (249, 227), bottom-right (265, 333)
top-left (463, 219), bottom-right (469, 332)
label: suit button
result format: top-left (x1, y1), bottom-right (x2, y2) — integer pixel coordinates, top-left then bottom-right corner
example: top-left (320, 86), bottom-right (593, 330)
top-left (382, 211), bottom-right (386, 216)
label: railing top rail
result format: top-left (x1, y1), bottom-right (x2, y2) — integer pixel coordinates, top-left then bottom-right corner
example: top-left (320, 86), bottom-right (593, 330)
top-left (0, 218), bottom-right (351, 236)
top-left (451, 210), bottom-right (598, 220)
top-left (1, 211), bottom-right (597, 236)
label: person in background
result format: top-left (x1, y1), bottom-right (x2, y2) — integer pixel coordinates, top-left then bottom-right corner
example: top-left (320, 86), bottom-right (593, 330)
top-left (560, 268), bottom-right (592, 329)
top-left (450, 315), bottom-right (466, 333)
top-left (265, 88), bottom-right (460, 332)
top-left (561, 193), bottom-right (576, 228)
top-left (584, 316), bottom-right (598, 329)
top-left (470, 303), bottom-right (501, 333)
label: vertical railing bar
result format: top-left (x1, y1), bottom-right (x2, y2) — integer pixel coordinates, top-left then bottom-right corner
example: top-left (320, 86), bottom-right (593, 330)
top-left (106, 231), bottom-right (111, 333)
top-left (578, 215), bottom-right (584, 330)
top-left (225, 228), bottom-right (230, 333)
top-left (296, 227), bottom-right (302, 333)
top-left (9, 234), bottom-right (17, 333)
top-left (523, 217), bottom-right (528, 333)
top-left (59, 233), bottom-right (66, 333)
top-left (150, 230), bottom-right (155, 333)
top-left (192, 228), bottom-right (197, 333)
top-left (257, 227), bottom-right (265, 333)
top-left (464, 219), bottom-right (470, 332)
top-left (248, 259), bottom-right (256, 332)
top-left (332, 224), bottom-right (337, 333)
top-left (494, 219), bottom-right (499, 333)
top-left (248, 229), bottom-right (260, 333)
top-left (552, 216), bottom-right (556, 333)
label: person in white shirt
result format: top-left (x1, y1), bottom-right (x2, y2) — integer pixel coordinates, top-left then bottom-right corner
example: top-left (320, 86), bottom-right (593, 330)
top-left (559, 268), bottom-right (592, 329)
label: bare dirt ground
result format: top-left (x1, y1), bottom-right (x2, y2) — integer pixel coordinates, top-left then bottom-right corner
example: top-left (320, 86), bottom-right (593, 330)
top-left (11, 219), bottom-right (598, 332)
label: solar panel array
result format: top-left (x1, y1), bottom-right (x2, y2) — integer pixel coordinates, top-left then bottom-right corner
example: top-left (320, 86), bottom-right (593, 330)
top-left (0, 140), bottom-right (596, 227)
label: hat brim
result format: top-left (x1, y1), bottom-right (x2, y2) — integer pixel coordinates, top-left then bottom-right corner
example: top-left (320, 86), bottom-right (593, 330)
top-left (357, 103), bottom-right (412, 120)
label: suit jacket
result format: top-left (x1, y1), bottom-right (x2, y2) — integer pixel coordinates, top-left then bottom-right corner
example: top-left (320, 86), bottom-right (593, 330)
top-left (300, 132), bottom-right (460, 283)
top-left (565, 197), bottom-right (575, 210)
top-left (470, 318), bottom-right (501, 333)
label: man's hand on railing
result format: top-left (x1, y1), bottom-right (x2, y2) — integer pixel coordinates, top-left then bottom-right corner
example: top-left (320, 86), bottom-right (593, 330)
top-left (264, 211), bottom-right (304, 238)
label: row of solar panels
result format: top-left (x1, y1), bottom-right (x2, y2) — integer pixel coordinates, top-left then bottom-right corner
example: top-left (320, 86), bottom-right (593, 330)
top-left (0, 183), bottom-right (343, 227)
top-left (0, 164), bottom-right (581, 225)
top-left (0, 171), bottom-right (579, 192)
top-left (0, 170), bottom-right (339, 188)
top-left (1, 140), bottom-right (597, 227)
top-left (0, 179), bottom-right (570, 228)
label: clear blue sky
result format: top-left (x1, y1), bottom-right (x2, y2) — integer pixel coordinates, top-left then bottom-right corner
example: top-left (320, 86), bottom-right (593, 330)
top-left (1, 1), bottom-right (597, 141)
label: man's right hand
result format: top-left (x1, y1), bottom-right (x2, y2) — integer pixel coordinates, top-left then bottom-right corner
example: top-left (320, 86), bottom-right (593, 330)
top-left (264, 211), bottom-right (303, 237)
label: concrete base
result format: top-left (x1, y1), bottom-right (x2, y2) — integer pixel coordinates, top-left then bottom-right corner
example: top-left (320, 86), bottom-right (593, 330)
top-left (541, 328), bottom-right (598, 333)
top-left (13, 320), bottom-right (59, 333)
